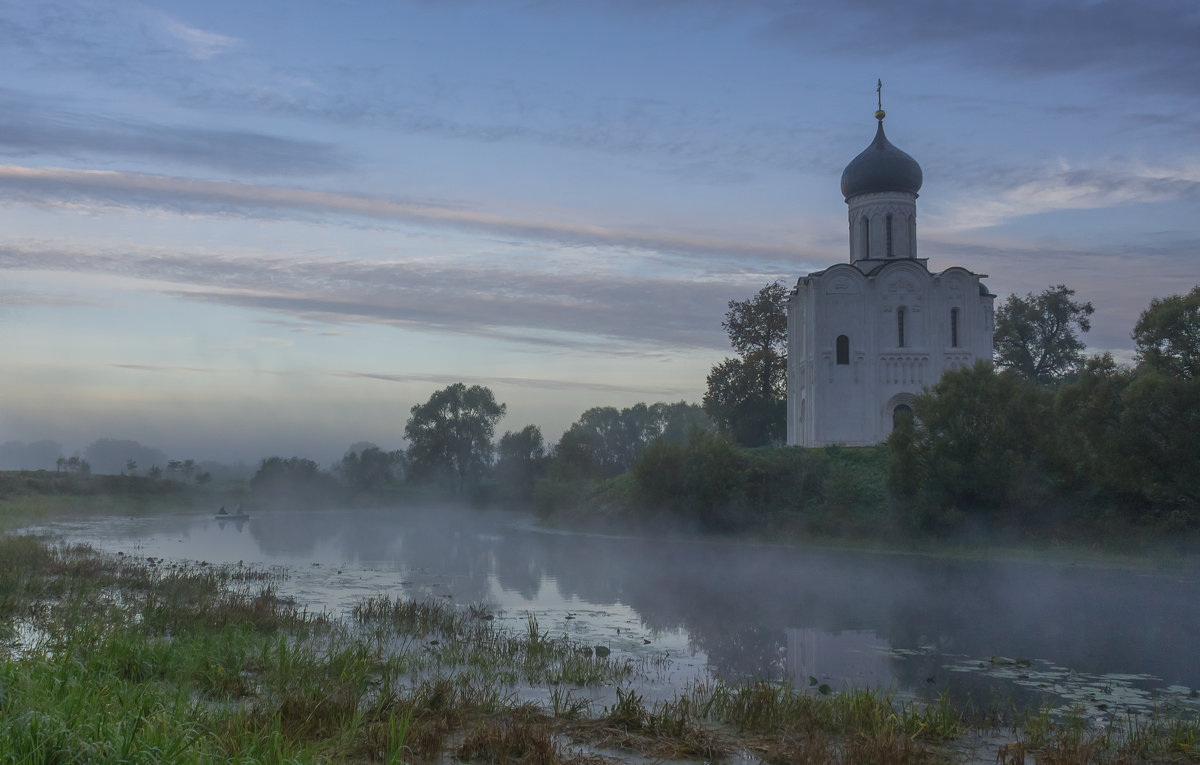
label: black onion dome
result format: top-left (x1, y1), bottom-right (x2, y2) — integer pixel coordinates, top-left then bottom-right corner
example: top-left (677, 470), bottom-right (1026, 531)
top-left (840, 119), bottom-right (923, 200)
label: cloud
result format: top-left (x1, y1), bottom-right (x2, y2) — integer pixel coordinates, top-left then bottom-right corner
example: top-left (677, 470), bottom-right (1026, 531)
top-left (0, 242), bottom-right (741, 351)
top-left (160, 18), bottom-right (239, 61)
top-left (111, 363), bottom-right (215, 374)
top-left (335, 371), bottom-right (682, 396)
top-left (762, 0), bottom-right (1200, 99)
top-left (0, 165), bottom-right (803, 262)
top-left (106, 362), bottom-right (683, 396)
top-left (0, 90), bottom-right (351, 176)
top-left (0, 289), bottom-right (99, 307)
top-left (926, 160), bottom-right (1200, 232)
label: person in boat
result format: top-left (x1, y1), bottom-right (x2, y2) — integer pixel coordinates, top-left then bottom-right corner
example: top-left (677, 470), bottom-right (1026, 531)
top-left (218, 505), bottom-right (228, 515)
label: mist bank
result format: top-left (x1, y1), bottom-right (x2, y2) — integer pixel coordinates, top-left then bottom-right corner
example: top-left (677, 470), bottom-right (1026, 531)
top-left (5, 358), bottom-right (1197, 557)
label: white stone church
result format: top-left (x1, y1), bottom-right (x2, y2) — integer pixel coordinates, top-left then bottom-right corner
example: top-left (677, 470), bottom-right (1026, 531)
top-left (786, 107), bottom-right (995, 446)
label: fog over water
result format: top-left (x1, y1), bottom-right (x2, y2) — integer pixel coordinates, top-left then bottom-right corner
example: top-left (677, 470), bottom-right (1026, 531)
top-left (37, 505), bottom-right (1200, 716)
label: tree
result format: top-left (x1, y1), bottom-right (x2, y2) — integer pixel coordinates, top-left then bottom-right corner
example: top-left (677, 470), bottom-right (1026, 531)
top-left (549, 402), bottom-right (712, 479)
top-left (1133, 284), bottom-right (1200, 379)
top-left (125, 459), bottom-right (138, 475)
top-left (405, 383), bottom-right (506, 492)
top-left (888, 361), bottom-right (1054, 527)
top-left (251, 456), bottom-right (337, 505)
top-left (703, 354), bottom-right (785, 447)
top-left (703, 282), bottom-right (788, 446)
top-left (495, 425), bottom-right (546, 503)
top-left (994, 284), bottom-right (1094, 383)
top-left (337, 445), bottom-right (405, 492)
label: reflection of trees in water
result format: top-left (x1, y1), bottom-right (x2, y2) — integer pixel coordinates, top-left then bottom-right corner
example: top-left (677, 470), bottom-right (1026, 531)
top-left (509, 530), bottom-right (1200, 691)
top-left (238, 508), bottom-right (1200, 692)
top-left (245, 506), bottom-right (503, 605)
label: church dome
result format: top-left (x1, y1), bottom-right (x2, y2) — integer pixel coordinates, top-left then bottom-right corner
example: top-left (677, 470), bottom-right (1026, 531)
top-left (840, 117), bottom-right (923, 200)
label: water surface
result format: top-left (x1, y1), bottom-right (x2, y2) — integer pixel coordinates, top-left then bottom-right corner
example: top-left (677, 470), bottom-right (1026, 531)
top-left (34, 505), bottom-right (1200, 718)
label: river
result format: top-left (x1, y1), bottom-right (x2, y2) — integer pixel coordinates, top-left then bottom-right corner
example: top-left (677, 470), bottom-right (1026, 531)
top-left (29, 504), bottom-right (1200, 720)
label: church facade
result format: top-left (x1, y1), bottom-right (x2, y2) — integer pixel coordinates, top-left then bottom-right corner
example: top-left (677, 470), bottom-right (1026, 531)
top-left (786, 109), bottom-right (995, 447)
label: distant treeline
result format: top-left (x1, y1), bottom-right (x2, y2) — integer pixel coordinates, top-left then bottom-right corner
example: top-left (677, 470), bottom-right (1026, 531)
top-left (253, 284), bottom-right (1193, 544)
top-left (242, 357), bottom-right (1196, 546)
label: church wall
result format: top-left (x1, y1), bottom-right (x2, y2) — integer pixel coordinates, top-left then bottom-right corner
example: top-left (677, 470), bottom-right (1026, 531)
top-left (787, 261), bottom-right (994, 448)
top-left (785, 115), bottom-right (993, 447)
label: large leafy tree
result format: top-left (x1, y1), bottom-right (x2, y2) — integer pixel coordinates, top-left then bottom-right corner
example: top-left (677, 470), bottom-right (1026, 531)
top-left (495, 425), bottom-right (546, 503)
top-left (994, 284), bottom-right (1094, 383)
top-left (405, 383), bottom-right (506, 492)
top-left (551, 402), bottom-right (712, 479)
top-left (251, 456), bottom-right (336, 505)
top-left (887, 361), bottom-right (1054, 526)
top-left (703, 282), bottom-right (788, 446)
top-left (337, 444), bottom-right (405, 492)
top-left (1133, 284), bottom-right (1200, 379)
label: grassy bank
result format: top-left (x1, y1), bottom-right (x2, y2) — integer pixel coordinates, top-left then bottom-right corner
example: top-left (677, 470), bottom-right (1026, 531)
top-left (530, 443), bottom-right (1200, 565)
top-left (2, 534), bottom-right (1196, 764)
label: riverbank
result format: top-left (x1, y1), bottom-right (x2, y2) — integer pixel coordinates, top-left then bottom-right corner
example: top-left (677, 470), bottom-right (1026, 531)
top-left (3, 533), bottom-right (1196, 764)
top-left (4, 464), bottom-right (1197, 572)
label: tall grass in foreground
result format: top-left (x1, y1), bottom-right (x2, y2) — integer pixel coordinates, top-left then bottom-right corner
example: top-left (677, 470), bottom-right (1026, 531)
top-left (2, 533), bottom-right (1197, 764)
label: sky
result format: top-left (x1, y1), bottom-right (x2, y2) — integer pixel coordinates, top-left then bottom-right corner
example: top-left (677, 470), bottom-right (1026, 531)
top-left (1, 0), bottom-right (1198, 466)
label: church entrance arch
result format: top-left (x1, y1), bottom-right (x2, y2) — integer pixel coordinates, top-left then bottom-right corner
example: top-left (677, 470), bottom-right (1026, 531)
top-left (882, 393), bottom-right (917, 435)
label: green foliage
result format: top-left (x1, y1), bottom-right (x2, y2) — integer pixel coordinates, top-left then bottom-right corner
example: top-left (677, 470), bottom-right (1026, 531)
top-left (625, 432), bottom-right (889, 535)
top-left (549, 401), bottom-right (711, 480)
top-left (336, 445), bottom-right (405, 493)
top-left (895, 362), bottom-right (1055, 527)
top-left (703, 355), bottom-right (786, 447)
top-left (404, 383), bottom-right (506, 493)
top-left (888, 326), bottom-right (1200, 534)
top-left (704, 282), bottom-right (788, 446)
top-left (1113, 370), bottom-right (1200, 526)
top-left (493, 424), bottom-right (546, 505)
top-left (1133, 283), bottom-right (1200, 379)
top-left (251, 456), bottom-right (337, 506)
top-left (632, 429), bottom-right (748, 529)
top-left (994, 284), bottom-right (1094, 383)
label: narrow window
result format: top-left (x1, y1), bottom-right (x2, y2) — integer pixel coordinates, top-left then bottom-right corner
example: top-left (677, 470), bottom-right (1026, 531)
top-left (861, 217), bottom-right (870, 258)
top-left (836, 335), bottom-right (850, 365)
top-left (909, 215), bottom-right (916, 256)
top-left (886, 214), bottom-right (894, 257)
top-left (897, 307), bottom-right (906, 348)
top-left (950, 308), bottom-right (960, 348)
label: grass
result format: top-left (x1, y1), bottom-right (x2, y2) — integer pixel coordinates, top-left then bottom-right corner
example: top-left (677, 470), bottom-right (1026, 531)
top-left (3, 532), bottom-right (1198, 764)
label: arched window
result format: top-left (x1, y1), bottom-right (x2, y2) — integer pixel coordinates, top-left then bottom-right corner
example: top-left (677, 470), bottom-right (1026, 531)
top-left (861, 216), bottom-right (870, 258)
top-left (950, 307), bottom-right (960, 348)
top-left (836, 335), bottom-right (850, 365)
top-left (885, 214), bottom-right (894, 257)
top-left (897, 307), bottom-right (906, 348)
